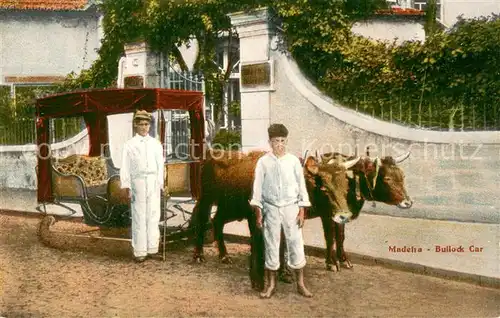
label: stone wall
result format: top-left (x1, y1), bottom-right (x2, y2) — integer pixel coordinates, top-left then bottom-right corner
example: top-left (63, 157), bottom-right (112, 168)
top-left (0, 130), bottom-right (89, 190)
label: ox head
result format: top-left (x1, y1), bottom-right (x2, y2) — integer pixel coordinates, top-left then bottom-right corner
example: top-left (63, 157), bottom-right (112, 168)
top-left (320, 148), bottom-right (413, 210)
top-left (303, 151), bottom-right (361, 224)
top-left (367, 152), bottom-right (413, 209)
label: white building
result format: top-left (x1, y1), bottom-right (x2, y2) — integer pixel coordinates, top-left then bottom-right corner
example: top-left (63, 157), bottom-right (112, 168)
top-left (0, 0), bottom-right (103, 88)
top-left (387, 0), bottom-right (499, 28)
top-left (352, 0), bottom-right (499, 45)
top-left (351, 10), bottom-right (426, 45)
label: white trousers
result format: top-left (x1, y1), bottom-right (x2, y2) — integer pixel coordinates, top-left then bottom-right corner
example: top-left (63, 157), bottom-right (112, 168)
top-left (262, 202), bottom-right (306, 271)
top-left (130, 175), bottom-right (161, 258)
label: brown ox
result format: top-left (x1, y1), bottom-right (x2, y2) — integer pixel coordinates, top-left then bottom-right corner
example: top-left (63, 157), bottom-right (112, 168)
top-left (276, 148), bottom-right (413, 282)
top-left (190, 149), bottom-right (360, 290)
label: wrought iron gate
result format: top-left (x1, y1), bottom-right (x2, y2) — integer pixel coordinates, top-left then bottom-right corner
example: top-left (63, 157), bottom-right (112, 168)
top-left (160, 60), bottom-right (208, 160)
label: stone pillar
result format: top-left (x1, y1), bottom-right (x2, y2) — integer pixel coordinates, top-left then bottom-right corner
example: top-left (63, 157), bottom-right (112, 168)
top-left (228, 8), bottom-right (274, 152)
top-left (115, 41), bottom-right (162, 143)
top-left (119, 41), bottom-right (161, 89)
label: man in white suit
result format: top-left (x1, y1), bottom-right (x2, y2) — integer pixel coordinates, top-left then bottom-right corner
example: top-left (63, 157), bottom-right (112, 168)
top-left (120, 110), bottom-right (165, 262)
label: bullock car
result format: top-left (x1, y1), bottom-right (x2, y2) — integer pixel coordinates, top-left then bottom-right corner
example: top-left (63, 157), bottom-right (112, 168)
top-left (35, 88), bottom-right (206, 260)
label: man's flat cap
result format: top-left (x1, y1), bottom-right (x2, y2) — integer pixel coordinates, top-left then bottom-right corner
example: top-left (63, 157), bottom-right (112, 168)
top-left (134, 109), bottom-right (152, 121)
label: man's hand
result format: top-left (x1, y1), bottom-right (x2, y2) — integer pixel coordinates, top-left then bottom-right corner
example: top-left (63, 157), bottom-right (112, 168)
top-left (248, 200), bottom-right (263, 229)
top-left (296, 207), bottom-right (305, 228)
top-left (254, 207), bottom-right (263, 229)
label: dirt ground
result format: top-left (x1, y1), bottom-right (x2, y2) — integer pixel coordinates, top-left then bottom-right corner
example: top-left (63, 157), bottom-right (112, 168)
top-left (0, 214), bottom-right (499, 318)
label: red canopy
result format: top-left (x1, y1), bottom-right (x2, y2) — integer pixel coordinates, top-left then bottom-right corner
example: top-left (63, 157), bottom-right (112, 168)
top-left (36, 88), bottom-right (205, 203)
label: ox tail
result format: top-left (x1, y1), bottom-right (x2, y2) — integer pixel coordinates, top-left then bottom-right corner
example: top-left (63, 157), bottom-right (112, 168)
top-left (247, 208), bottom-right (265, 291)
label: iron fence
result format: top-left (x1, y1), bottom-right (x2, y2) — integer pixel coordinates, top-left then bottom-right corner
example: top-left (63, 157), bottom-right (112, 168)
top-left (352, 93), bottom-right (499, 131)
top-left (0, 120), bottom-right (36, 145)
top-left (0, 117), bottom-right (85, 146)
top-left (165, 69), bottom-right (204, 92)
top-left (0, 83), bottom-right (88, 145)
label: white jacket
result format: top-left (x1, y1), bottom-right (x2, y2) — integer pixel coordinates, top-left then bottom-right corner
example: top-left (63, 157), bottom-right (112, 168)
top-left (120, 134), bottom-right (165, 191)
top-left (250, 152), bottom-right (311, 209)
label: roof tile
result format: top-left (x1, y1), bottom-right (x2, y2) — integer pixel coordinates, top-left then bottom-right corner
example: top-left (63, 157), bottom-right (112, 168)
top-left (0, 0), bottom-right (90, 11)
top-left (376, 7), bottom-right (425, 16)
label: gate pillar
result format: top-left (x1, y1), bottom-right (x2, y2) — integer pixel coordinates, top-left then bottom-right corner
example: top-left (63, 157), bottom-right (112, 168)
top-left (118, 41), bottom-right (161, 89)
top-left (228, 8), bottom-right (274, 152)
top-left (115, 41), bottom-right (162, 142)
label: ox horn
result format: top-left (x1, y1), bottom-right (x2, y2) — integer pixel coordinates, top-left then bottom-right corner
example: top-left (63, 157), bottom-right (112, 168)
top-left (342, 156), bottom-right (361, 169)
top-left (394, 151), bottom-right (411, 163)
top-left (302, 150), bottom-right (309, 166)
top-left (372, 157), bottom-right (381, 188)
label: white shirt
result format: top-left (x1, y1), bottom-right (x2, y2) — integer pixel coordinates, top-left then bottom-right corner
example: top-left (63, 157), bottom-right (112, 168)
top-left (250, 152), bottom-right (311, 209)
top-left (120, 133), bottom-right (165, 190)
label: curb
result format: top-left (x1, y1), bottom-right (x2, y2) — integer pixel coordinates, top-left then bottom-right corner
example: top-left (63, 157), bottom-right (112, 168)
top-left (223, 233), bottom-right (500, 290)
top-left (0, 209), bottom-right (84, 223)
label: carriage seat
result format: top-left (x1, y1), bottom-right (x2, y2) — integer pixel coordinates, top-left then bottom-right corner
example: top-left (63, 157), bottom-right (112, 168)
top-left (50, 154), bottom-right (170, 198)
top-left (51, 154), bottom-right (110, 199)
top-left (50, 153), bottom-right (190, 203)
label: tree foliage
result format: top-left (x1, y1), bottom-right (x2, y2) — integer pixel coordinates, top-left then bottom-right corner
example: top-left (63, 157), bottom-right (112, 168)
top-left (59, 0), bottom-right (500, 131)
top-left (273, 3), bottom-right (499, 130)
top-left (325, 13), bottom-right (500, 130)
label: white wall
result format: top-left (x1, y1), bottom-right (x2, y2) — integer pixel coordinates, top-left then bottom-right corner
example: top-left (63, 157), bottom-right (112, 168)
top-left (0, 130), bottom-right (89, 189)
top-left (0, 10), bottom-right (101, 83)
top-left (351, 18), bottom-right (425, 44)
